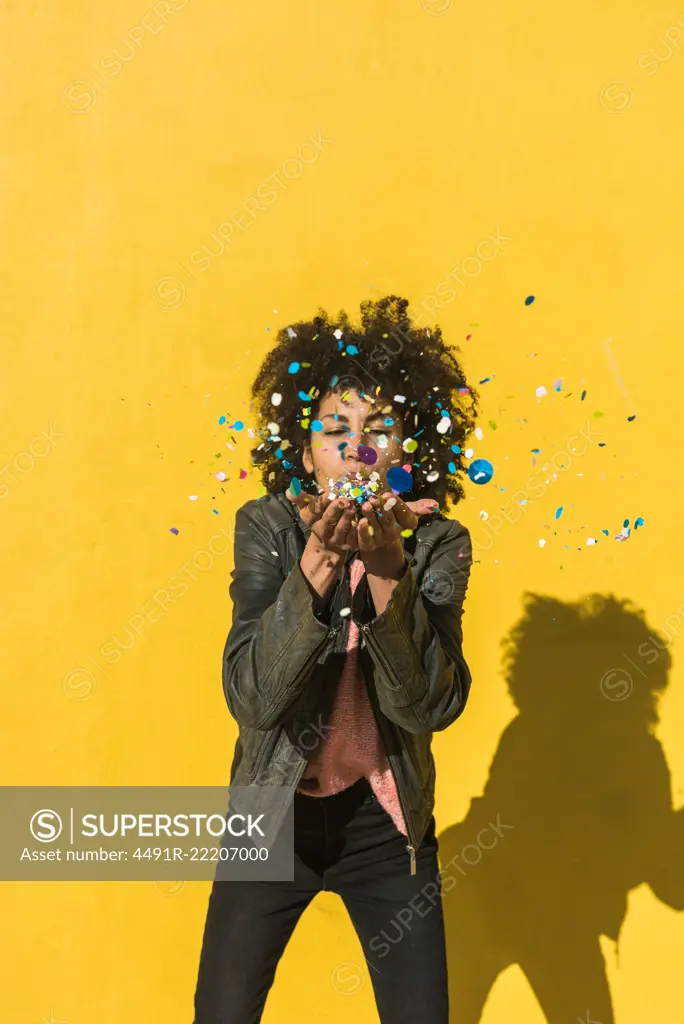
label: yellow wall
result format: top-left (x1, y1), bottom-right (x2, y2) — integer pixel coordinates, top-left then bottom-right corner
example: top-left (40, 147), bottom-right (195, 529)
top-left (2, 0), bottom-right (683, 1020)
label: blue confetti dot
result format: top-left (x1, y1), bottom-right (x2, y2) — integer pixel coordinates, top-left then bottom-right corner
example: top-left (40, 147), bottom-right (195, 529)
top-left (448, 461), bottom-right (457, 473)
top-left (346, 344), bottom-right (358, 355)
top-left (218, 416), bottom-right (226, 425)
top-left (233, 420), bottom-right (243, 431)
top-left (386, 466), bottom-right (413, 493)
top-left (440, 409), bottom-right (450, 418)
top-left (468, 459), bottom-right (494, 485)
top-left (627, 415), bottom-right (636, 421)
top-left (384, 417), bottom-right (394, 426)
top-left (310, 420), bottom-right (323, 432)
top-left (288, 362), bottom-right (301, 374)
top-left (525, 295), bottom-right (535, 305)
top-left (451, 444), bottom-right (461, 453)
top-left (282, 460), bottom-right (292, 469)
top-left (602, 529), bottom-right (609, 536)
top-left (170, 527), bottom-right (179, 535)
top-left (289, 477), bottom-right (302, 497)
top-left (298, 391), bottom-right (310, 401)
top-left (555, 506), bottom-right (563, 519)
top-left (635, 516), bottom-right (645, 528)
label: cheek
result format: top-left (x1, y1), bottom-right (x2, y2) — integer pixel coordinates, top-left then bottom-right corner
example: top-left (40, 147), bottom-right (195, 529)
top-left (310, 444), bottom-right (342, 477)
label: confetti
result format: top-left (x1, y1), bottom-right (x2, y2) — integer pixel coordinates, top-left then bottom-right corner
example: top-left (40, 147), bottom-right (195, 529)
top-left (170, 527), bottom-right (179, 535)
top-left (386, 465), bottom-right (413, 492)
top-left (525, 295), bottom-right (535, 305)
top-left (536, 385), bottom-right (547, 398)
top-left (555, 506), bottom-right (563, 519)
top-left (271, 392), bottom-right (282, 406)
top-left (468, 459), bottom-right (494, 485)
top-left (358, 444), bottom-right (378, 465)
top-left (288, 362), bottom-right (300, 374)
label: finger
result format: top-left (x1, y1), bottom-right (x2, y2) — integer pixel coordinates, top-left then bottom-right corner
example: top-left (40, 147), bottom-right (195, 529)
top-left (366, 497), bottom-right (402, 544)
top-left (286, 488), bottom-right (325, 524)
top-left (382, 493), bottom-right (419, 532)
top-left (356, 517), bottom-right (375, 552)
top-left (298, 491), bottom-right (333, 528)
top-left (331, 505), bottom-right (357, 548)
top-left (360, 500), bottom-right (383, 540)
top-left (406, 498), bottom-right (440, 516)
top-left (318, 498), bottom-right (352, 539)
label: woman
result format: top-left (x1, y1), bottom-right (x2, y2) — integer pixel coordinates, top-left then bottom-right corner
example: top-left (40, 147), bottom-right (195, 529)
top-left (194, 295), bottom-right (478, 1023)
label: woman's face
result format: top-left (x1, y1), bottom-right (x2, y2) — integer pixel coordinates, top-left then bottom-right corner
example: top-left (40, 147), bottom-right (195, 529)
top-left (302, 388), bottom-right (407, 493)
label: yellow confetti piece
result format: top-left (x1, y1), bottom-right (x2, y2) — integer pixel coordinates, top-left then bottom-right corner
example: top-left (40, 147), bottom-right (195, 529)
top-left (400, 528), bottom-right (414, 538)
top-left (301, 418), bottom-right (310, 429)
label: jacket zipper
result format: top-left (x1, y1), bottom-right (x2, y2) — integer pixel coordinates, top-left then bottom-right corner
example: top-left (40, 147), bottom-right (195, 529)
top-left (360, 622), bottom-right (418, 875)
top-left (263, 623), bottom-right (340, 730)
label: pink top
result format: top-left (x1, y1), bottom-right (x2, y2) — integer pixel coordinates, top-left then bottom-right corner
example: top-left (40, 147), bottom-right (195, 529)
top-left (295, 556), bottom-right (407, 837)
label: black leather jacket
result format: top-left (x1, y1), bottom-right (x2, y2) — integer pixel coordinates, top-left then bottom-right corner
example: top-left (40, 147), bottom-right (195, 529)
top-left (223, 491), bottom-right (473, 874)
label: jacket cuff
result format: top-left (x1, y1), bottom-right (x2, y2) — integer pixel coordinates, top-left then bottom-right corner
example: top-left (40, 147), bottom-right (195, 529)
top-left (284, 557), bottom-right (335, 636)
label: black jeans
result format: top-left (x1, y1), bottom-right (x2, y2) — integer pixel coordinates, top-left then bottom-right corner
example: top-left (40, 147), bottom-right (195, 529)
top-left (193, 776), bottom-right (448, 1023)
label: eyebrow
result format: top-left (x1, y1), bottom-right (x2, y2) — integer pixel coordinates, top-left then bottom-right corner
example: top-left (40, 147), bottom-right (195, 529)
top-left (322, 411), bottom-right (387, 423)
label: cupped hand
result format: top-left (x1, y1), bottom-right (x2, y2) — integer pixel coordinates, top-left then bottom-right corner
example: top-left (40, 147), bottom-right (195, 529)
top-left (356, 492), bottom-right (439, 559)
top-left (286, 488), bottom-right (360, 558)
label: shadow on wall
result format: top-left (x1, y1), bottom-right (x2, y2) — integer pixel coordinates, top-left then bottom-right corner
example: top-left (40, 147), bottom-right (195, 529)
top-left (439, 593), bottom-right (684, 1024)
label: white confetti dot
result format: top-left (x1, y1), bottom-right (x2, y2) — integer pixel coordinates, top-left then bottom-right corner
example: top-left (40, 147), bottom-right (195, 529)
top-left (267, 422), bottom-right (279, 435)
top-left (271, 550), bottom-right (278, 557)
top-left (384, 497), bottom-right (397, 510)
top-left (334, 328), bottom-right (343, 339)
top-left (189, 495), bottom-right (198, 500)
top-left (271, 392), bottom-right (282, 406)
top-left (394, 394), bottom-right (406, 403)
top-left (436, 418), bottom-right (451, 434)
top-left (340, 607), bottom-right (351, 617)
top-left (474, 427), bottom-right (484, 440)
top-left (287, 327), bottom-right (296, 338)
top-left (426, 470), bottom-right (440, 482)
top-left (538, 538), bottom-right (546, 547)
top-left (216, 471), bottom-right (227, 481)
top-left (479, 510), bottom-right (488, 520)
top-left (586, 538), bottom-right (597, 546)
top-left (536, 385), bottom-right (547, 398)
top-left (465, 447), bottom-right (474, 459)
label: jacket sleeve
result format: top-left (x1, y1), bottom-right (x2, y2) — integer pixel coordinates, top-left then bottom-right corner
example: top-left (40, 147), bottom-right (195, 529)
top-left (352, 519), bottom-right (473, 734)
top-left (222, 501), bottom-right (336, 731)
